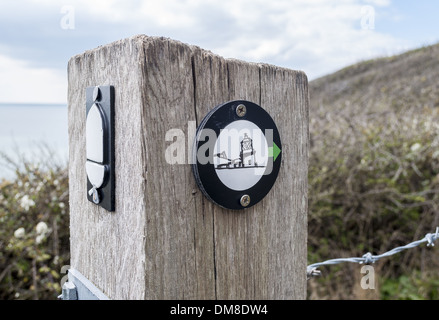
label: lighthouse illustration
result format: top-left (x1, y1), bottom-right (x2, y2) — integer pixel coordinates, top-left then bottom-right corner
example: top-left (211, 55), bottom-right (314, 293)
top-left (215, 133), bottom-right (264, 170)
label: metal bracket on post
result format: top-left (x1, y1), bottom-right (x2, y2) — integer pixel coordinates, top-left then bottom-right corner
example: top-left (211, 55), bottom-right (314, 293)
top-left (59, 280), bottom-right (78, 300)
top-left (59, 268), bottom-right (110, 300)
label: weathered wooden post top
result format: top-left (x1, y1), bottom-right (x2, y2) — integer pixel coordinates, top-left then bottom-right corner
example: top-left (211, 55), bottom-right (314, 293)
top-left (66, 34), bottom-right (309, 300)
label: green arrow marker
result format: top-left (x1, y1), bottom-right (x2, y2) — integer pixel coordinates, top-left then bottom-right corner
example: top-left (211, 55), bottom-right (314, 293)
top-left (268, 142), bottom-right (281, 162)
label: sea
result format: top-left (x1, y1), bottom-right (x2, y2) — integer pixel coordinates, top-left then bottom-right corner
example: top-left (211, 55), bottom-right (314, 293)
top-left (0, 103), bottom-right (68, 180)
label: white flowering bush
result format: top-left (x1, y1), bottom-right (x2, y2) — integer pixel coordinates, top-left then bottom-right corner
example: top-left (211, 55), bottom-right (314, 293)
top-left (0, 153), bottom-right (69, 300)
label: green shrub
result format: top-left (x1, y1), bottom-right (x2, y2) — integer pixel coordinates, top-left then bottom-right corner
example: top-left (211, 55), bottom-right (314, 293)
top-left (0, 151), bottom-right (69, 300)
top-left (308, 105), bottom-right (439, 299)
top-left (380, 271), bottom-right (439, 300)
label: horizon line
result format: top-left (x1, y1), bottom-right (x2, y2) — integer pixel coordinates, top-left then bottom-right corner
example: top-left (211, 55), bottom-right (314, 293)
top-left (0, 102), bottom-right (67, 106)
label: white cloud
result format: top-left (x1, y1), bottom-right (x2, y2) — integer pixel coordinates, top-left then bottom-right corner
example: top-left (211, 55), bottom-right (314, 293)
top-left (0, 0), bottom-right (411, 102)
top-left (364, 0), bottom-right (391, 6)
top-left (71, 0), bottom-right (406, 77)
top-left (0, 54), bottom-right (66, 104)
top-left (195, 0), bottom-right (407, 77)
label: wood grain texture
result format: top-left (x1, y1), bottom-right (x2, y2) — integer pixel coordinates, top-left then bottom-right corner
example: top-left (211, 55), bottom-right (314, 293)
top-left (68, 36), bottom-right (148, 299)
top-left (68, 35), bottom-right (308, 300)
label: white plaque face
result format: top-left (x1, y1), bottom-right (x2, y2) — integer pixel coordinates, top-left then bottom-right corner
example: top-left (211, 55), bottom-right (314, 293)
top-left (86, 161), bottom-right (106, 188)
top-left (213, 120), bottom-right (269, 191)
top-left (86, 103), bottom-right (105, 163)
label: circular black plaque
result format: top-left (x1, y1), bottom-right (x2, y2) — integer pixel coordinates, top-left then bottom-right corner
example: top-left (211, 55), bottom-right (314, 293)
top-left (192, 100), bottom-right (282, 210)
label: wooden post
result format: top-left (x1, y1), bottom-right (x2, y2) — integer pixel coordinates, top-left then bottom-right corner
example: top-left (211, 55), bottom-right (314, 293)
top-left (68, 35), bottom-right (309, 300)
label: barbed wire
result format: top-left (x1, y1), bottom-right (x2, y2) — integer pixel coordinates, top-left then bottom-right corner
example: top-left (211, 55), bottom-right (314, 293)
top-left (307, 227), bottom-right (439, 280)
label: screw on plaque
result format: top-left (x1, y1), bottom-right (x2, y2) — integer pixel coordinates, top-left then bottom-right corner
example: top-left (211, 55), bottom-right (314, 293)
top-left (236, 104), bottom-right (247, 117)
top-left (240, 194), bottom-right (251, 207)
top-left (88, 186), bottom-right (101, 204)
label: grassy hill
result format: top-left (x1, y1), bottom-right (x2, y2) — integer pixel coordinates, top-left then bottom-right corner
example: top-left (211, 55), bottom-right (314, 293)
top-left (307, 43), bottom-right (439, 300)
top-left (310, 44), bottom-right (439, 115)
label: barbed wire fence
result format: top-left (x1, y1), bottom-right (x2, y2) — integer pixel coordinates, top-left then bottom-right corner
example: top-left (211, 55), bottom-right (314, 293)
top-left (307, 227), bottom-right (439, 280)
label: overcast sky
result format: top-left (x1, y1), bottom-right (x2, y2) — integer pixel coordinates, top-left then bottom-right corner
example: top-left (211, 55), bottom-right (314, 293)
top-left (0, 0), bottom-right (438, 104)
